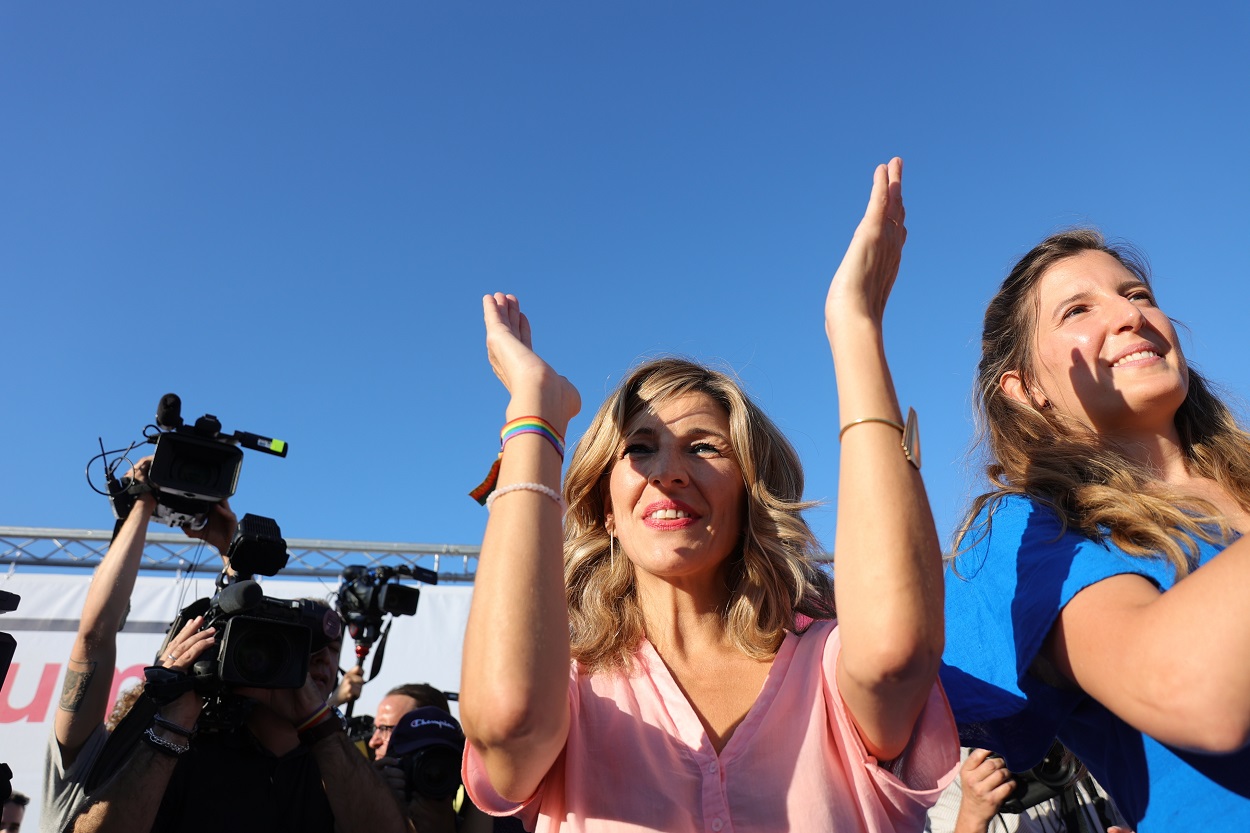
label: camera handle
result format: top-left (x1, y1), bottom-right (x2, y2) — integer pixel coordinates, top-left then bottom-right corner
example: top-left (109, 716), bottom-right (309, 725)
top-left (342, 619), bottom-right (393, 719)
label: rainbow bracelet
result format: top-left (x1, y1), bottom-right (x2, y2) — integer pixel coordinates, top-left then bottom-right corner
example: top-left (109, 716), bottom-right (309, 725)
top-left (295, 702), bottom-right (331, 733)
top-left (470, 416), bottom-right (566, 505)
top-left (499, 417), bottom-right (565, 459)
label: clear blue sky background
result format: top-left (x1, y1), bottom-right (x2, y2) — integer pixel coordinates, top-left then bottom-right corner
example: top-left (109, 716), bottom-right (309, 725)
top-left (4, 2), bottom-right (1247, 556)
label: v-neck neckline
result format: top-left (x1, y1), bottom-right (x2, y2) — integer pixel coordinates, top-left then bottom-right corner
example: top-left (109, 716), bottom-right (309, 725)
top-left (637, 629), bottom-right (799, 761)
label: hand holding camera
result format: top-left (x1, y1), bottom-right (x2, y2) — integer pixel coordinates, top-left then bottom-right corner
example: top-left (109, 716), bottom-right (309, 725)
top-left (181, 501), bottom-right (239, 559)
top-left (99, 393), bottom-right (286, 530)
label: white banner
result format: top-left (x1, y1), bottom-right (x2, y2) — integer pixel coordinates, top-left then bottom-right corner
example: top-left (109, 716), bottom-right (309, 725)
top-left (0, 570), bottom-right (475, 832)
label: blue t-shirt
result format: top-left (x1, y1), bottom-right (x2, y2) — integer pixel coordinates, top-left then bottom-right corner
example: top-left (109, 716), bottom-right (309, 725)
top-left (941, 494), bottom-right (1250, 831)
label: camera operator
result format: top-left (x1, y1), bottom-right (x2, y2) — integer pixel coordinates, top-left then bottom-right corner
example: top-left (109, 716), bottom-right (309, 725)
top-left (66, 462), bottom-right (406, 833)
top-left (42, 457), bottom-right (235, 833)
top-left (925, 748), bottom-right (1131, 833)
top-left (367, 686), bottom-right (515, 833)
top-left (369, 683), bottom-right (450, 760)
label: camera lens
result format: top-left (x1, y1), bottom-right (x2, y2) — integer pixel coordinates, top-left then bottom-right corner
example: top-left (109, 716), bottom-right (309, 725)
top-left (233, 629), bottom-right (290, 682)
top-left (172, 456), bottom-right (220, 488)
top-left (406, 747), bottom-right (463, 800)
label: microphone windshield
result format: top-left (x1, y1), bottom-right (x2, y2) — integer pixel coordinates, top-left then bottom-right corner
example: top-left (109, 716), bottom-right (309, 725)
top-left (217, 580), bottom-right (263, 615)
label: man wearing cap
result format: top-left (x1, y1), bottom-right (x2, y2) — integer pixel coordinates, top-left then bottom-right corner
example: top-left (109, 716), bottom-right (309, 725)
top-left (369, 683), bottom-right (451, 760)
top-left (368, 687), bottom-right (514, 833)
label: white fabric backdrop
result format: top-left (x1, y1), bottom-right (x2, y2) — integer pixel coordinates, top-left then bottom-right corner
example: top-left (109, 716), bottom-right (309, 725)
top-left (0, 570), bottom-right (475, 832)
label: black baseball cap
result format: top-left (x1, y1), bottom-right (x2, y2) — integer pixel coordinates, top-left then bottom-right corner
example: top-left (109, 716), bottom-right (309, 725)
top-left (387, 707), bottom-right (465, 758)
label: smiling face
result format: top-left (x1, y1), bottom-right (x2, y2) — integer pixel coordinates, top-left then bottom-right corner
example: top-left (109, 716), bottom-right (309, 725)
top-left (1003, 249), bottom-right (1188, 436)
top-left (604, 391), bottom-right (746, 591)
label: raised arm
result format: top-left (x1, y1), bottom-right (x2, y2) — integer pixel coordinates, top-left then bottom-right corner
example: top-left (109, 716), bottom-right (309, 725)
top-left (55, 460), bottom-right (159, 767)
top-left (1047, 534), bottom-right (1250, 753)
top-left (460, 293), bottom-right (581, 802)
top-left (825, 158), bottom-right (945, 760)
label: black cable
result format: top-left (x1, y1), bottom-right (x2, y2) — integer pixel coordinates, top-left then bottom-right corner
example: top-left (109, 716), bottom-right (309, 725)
top-left (86, 438), bottom-right (146, 497)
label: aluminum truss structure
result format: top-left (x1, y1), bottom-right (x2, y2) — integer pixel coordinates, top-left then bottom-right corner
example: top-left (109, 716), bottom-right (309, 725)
top-left (0, 526), bottom-right (480, 583)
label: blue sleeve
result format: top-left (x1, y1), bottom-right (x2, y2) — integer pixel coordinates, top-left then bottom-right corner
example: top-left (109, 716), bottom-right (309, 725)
top-left (940, 495), bottom-right (1176, 770)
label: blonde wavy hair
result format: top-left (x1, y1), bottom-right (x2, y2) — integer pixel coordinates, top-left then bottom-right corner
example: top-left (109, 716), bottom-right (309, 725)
top-left (957, 229), bottom-right (1250, 575)
top-left (562, 357), bottom-right (835, 672)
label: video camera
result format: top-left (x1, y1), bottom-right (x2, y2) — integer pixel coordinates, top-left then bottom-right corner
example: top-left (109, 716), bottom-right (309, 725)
top-left (106, 393), bottom-right (287, 529)
top-left (336, 565), bottom-right (437, 649)
top-left (162, 516), bottom-right (341, 700)
top-left (1000, 739), bottom-right (1086, 813)
top-left (388, 707), bottom-right (465, 802)
top-left (174, 582), bottom-right (342, 694)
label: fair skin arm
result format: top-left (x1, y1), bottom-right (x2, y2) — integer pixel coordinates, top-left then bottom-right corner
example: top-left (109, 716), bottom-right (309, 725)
top-left (459, 293), bottom-right (581, 803)
top-left (999, 361), bottom-right (1250, 753)
top-left (1045, 539), bottom-right (1250, 753)
top-left (56, 489), bottom-right (155, 767)
top-left (825, 158), bottom-right (945, 760)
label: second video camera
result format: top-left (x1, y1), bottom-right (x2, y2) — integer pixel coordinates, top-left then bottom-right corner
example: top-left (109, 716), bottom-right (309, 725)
top-left (337, 565), bottom-right (437, 648)
top-left (388, 707), bottom-right (466, 801)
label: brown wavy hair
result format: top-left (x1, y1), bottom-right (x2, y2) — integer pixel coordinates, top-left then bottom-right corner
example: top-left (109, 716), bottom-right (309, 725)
top-left (562, 357), bottom-right (835, 672)
top-left (957, 229), bottom-right (1250, 574)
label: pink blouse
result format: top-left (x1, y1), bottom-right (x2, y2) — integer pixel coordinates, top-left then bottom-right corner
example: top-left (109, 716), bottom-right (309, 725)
top-left (464, 619), bottom-right (958, 832)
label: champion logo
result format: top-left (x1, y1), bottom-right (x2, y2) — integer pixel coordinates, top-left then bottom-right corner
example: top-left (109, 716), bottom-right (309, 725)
top-left (408, 718), bottom-right (457, 731)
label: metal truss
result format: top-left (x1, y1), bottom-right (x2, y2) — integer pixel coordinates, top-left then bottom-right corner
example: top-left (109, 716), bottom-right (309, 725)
top-left (0, 526), bottom-right (480, 583)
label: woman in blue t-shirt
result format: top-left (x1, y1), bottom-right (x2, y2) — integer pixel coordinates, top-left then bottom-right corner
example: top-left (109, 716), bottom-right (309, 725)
top-left (942, 229), bottom-right (1250, 832)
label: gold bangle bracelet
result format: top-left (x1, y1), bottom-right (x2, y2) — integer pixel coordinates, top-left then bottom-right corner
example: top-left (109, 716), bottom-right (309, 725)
top-left (838, 417), bottom-right (904, 439)
top-left (837, 407), bottom-right (921, 470)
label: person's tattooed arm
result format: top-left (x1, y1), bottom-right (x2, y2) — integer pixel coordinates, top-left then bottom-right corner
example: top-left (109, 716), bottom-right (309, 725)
top-left (60, 658), bottom-right (98, 713)
top-left (55, 491), bottom-right (156, 764)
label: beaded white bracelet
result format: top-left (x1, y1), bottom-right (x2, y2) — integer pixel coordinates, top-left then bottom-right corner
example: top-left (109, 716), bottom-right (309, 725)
top-left (485, 482), bottom-right (566, 512)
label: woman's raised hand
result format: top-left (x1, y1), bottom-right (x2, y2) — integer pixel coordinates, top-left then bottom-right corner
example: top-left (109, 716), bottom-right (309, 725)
top-left (482, 293), bottom-right (581, 427)
top-left (825, 157), bottom-right (907, 337)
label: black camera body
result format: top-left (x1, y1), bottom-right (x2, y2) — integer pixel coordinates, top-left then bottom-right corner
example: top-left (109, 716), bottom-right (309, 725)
top-left (387, 707), bottom-right (466, 802)
top-left (109, 393), bottom-right (287, 529)
top-left (336, 565), bottom-right (436, 648)
top-left (165, 515), bottom-right (337, 694)
top-left (399, 744), bottom-right (463, 801)
top-left (172, 580), bottom-right (342, 694)
top-left (1000, 739), bottom-right (1086, 813)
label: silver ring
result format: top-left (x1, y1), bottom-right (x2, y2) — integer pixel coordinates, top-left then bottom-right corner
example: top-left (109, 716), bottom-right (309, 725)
top-left (166, 653), bottom-right (177, 661)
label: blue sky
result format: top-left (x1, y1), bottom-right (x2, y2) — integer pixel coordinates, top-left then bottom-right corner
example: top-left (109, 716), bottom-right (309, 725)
top-left (4, 2), bottom-right (1247, 556)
